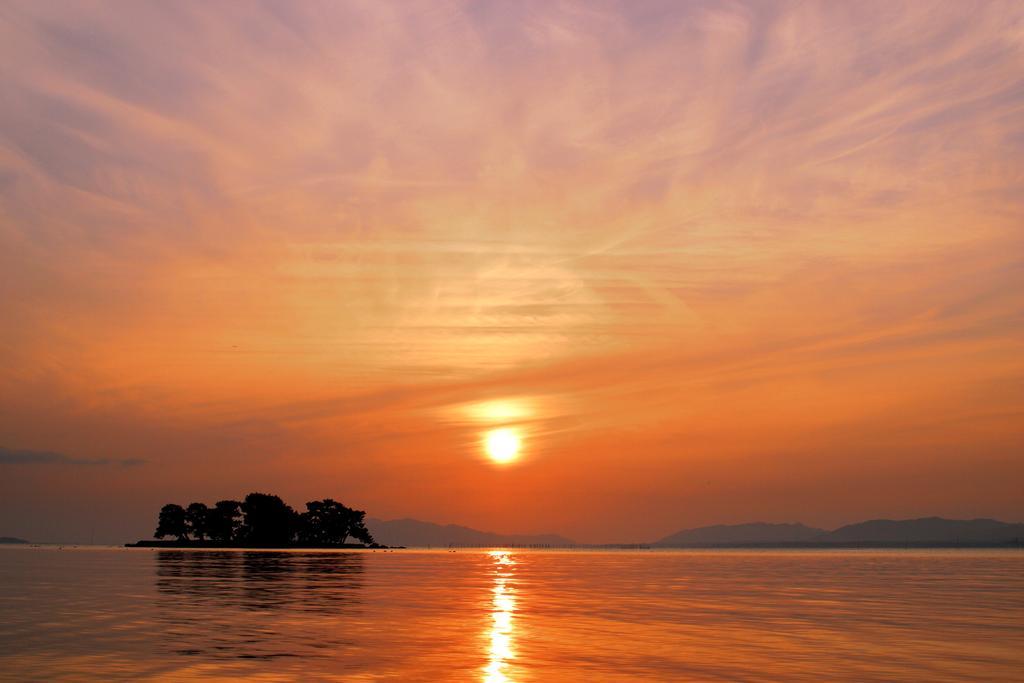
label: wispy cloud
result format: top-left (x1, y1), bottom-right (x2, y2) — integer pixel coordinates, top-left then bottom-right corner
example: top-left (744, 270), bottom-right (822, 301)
top-left (0, 447), bottom-right (145, 467)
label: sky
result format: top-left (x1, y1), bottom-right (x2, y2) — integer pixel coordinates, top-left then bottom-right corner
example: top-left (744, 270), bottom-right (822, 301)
top-left (1, 1), bottom-right (1022, 544)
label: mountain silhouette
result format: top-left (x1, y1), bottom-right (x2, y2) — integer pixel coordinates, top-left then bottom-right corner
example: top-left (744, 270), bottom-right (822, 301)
top-left (365, 518), bottom-right (574, 547)
top-left (654, 522), bottom-right (825, 546)
top-left (820, 517), bottom-right (1024, 544)
top-left (653, 517), bottom-right (1024, 546)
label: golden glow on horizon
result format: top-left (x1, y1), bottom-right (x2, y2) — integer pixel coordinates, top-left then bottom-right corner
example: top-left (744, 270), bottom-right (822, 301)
top-left (484, 429), bottom-right (522, 465)
top-left (484, 551), bottom-right (517, 682)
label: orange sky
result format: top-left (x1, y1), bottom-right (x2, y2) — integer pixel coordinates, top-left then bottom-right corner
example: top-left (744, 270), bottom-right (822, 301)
top-left (1, 1), bottom-right (1022, 543)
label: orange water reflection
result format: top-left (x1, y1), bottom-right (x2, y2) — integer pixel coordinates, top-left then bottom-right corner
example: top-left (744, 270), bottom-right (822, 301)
top-left (484, 550), bottom-right (517, 682)
top-left (2, 549), bottom-right (1023, 680)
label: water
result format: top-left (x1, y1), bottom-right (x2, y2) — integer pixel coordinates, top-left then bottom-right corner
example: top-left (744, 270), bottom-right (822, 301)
top-left (0, 547), bottom-right (1021, 681)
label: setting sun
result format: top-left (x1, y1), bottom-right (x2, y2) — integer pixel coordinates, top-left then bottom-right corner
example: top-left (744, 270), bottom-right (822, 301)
top-left (484, 429), bottom-right (521, 464)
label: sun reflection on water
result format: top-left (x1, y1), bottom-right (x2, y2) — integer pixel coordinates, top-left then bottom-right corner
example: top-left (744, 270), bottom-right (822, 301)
top-left (484, 550), bottom-right (517, 682)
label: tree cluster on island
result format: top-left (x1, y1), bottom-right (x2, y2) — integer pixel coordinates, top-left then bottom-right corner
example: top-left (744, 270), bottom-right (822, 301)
top-left (154, 492), bottom-right (376, 547)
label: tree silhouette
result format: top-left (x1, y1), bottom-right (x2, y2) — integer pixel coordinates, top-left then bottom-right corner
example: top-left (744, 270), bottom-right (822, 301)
top-left (240, 492), bottom-right (297, 545)
top-left (186, 502), bottom-right (210, 541)
top-left (347, 509), bottom-right (374, 545)
top-left (155, 503), bottom-right (189, 541)
top-left (151, 493), bottom-right (376, 546)
top-left (208, 500), bottom-right (242, 542)
top-left (298, 499), bottom-right (374, 546)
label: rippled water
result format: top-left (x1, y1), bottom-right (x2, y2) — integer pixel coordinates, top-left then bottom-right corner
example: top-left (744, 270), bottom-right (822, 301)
top-left (1, 547), bottom-right (1021, 681)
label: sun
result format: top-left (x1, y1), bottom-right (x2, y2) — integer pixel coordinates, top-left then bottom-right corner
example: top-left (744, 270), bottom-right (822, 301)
top-left (484, 428), bottom-right (521, 464)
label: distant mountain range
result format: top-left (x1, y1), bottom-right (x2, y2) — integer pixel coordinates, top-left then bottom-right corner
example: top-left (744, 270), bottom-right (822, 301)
top-left (366, 518), bottom-right (574, 547)
top-left (821, 517), bottom-right (1024, 544)
top-left (654, 518), bottom-right (1024, 547)
top-left (366, 516), bottom-right (1023, 548)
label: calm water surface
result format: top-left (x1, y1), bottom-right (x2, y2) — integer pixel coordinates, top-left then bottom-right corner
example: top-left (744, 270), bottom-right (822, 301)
top-left (0, 547), bottom-right (1021, 681)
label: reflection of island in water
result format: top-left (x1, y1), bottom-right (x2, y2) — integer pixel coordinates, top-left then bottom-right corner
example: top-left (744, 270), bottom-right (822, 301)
top-left (155, 551), bottom-right (365, 660)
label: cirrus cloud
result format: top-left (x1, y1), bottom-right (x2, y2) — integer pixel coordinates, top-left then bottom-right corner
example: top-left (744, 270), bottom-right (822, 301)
top-left (0, 446), bottom-right (145, 467)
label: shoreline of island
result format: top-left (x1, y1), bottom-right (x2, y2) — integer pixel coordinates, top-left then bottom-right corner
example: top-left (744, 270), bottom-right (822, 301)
top-left (124, 540), bottom-right (398, 549)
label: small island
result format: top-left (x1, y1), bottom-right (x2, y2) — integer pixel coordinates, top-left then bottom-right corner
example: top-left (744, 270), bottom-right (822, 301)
top-left (127, 492), bottom-right (383, 548)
